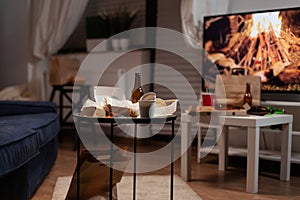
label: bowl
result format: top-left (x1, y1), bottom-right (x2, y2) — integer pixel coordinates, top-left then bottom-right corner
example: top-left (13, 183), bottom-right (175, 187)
top-left (155, 99), bottom-right (178, 116)
top-left (140, 92), bottom-right (156, 101)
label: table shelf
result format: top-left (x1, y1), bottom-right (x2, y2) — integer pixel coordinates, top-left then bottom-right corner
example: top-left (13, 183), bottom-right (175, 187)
top-left (199, 146), bottom-right (300, 164)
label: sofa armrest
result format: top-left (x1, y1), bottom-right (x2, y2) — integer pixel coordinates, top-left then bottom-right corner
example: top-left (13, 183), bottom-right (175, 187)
top-left (0, 101), bottom-right (57, 116)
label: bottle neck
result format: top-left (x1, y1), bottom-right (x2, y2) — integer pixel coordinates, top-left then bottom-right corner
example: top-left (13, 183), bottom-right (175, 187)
top-left (133, 73), bottom-right (142, 90)
top-left (246, 83), bottom-right (251, 93)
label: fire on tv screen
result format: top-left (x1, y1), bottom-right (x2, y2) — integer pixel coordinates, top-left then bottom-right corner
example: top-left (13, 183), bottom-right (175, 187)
top-left (202, 7), bottom-right (300, 100)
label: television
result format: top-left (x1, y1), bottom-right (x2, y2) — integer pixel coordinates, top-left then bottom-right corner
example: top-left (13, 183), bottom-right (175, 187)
top-left (202, 7), bottom-right (300, 102)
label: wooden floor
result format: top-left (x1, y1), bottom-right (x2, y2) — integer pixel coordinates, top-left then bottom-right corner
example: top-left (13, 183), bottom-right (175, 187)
top-left (32, 129), bottom-right (300, 200)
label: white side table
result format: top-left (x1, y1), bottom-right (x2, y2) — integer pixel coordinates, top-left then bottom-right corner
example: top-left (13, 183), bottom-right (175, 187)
top-left (181, 113), bottom-right (293, 193)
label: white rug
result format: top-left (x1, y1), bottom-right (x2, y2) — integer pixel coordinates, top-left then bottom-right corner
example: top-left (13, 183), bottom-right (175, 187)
top-left (52, 175), bottom-right (201, 200)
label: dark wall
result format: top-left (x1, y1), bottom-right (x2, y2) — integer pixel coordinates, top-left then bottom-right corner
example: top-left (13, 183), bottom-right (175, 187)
top-left (0, 0), bottom-right (28, 89)
top-left (62, 0), bottom-right (146, 52)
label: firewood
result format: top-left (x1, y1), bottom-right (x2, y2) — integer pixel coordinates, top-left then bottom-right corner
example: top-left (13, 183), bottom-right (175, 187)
top-left (253, 70), bottom-right (268, 82)
top-left (216, 57), bottom-right (236, 68)
top-left (278, 69), bottom-right (300, 84)
top-left (277, 39), bottom-right (290, 64)
top-left (262, 47), bottom-right (268, 70)
top-left (268, 45), bottom-right (277, 66)
top-left (258, 32), bottom-right (266, 48)
top-left (246, 37), bottom-right (258, 67)
top-left (227, 33), bottom-right (241, 49)
top-left (271, 62), bottom-right (286, 77)
top-left (207, 53), bottom-right (226, 63)
top-left (254, 45), bottom-right (262, 70)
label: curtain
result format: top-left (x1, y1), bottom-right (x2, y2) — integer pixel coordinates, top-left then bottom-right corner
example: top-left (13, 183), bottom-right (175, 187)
top-left (181, 0), bottom-right (230, 48)
top-left (180, 0), bottom-right (230, 159)
top-left (180, 0), bottom-right (198, 48)
top-left (28, 0), bottom-right (88, 100)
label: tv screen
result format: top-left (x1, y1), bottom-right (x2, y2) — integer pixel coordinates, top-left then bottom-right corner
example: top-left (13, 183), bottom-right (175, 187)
top-left (202, 7), bottom-right (300, 102)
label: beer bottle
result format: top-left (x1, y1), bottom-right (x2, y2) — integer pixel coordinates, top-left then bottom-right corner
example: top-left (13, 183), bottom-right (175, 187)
top-left (131, 72), bottom-right (144, 103)
top-left (243, 83), bottom-right (252, 107)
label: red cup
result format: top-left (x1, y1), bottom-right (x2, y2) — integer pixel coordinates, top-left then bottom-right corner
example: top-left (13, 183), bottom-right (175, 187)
top-left (201, 92), bottom-right (214, 107)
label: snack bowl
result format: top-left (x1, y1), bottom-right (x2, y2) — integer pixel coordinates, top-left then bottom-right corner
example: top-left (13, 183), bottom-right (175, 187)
top-left (93, 86), bottom-right (125, 105)
top-left (111, 106), bottom-right (130, 117)
top-left (155, 99), bottom-right (178, 117)
top-left (140, 92), bottom-right (156, 101)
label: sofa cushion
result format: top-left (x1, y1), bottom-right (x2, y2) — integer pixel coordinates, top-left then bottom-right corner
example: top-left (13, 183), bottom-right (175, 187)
top-left (0, 113), bottom-right (59, 146)
top-left (0, 100), bottom-right (57, 117)
top-left (0, 125), bottom-right (39, 176)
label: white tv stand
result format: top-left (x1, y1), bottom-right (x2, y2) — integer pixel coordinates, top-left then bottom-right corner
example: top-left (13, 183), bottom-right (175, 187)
top-left (261, 100), bottom-right (300, 107)
top-left (260, 100), bottom-right (300, 163)
top-left (261, 100), bottom-right (300, 136)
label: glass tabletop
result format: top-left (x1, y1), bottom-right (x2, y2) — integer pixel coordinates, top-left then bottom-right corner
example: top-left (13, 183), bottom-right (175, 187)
top-left (73, 113), bottom-right (177, 124)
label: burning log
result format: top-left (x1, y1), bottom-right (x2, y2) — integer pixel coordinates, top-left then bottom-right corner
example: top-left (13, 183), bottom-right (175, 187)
top-left (281, 29), bottom-right (300, 67)
top-left (253, 70), bottom-right (268, 82)
top-left (269, 25), bottom-right (290, 65)
top-left (272, 62), bottom-right (286, 77)
top-left (278, 69), bottom-right (300, 84)
top-left (207, 53), bottom-right (226, 62)
top-left (245, 37), bottom-right (258, 68)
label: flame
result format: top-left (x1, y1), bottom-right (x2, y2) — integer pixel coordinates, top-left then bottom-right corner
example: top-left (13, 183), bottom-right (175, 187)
top-left (250, 11), bottom-right (282, 38)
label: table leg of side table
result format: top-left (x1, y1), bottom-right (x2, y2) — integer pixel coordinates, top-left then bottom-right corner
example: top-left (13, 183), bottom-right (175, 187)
top-left (246, 127), bottom-right (260, 193)
top-left (218, 126), bottom-right (229, 171)
top-left (197, 126), bottom-right (201, 163)
top-left (280, 123), bottom-right (292, 181)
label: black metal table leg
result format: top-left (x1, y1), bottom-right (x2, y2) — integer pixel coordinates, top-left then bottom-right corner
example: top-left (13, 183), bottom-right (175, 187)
top-left (77, 126), bottom-right (80, 200)
top-left (170, 119), bottom-right (175, 200)
top-left (110, 122), bottom-right (114, 200)
top-left (133, 123), bottom-right (137, 200)
top-left (49, 87), bottom-right (56, 101)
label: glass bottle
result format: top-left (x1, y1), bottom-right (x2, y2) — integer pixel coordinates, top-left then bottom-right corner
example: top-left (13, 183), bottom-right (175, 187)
top-left (243, 83), bottom-right (252, 107)
top-left (131, 72), bottom-right (144, 103)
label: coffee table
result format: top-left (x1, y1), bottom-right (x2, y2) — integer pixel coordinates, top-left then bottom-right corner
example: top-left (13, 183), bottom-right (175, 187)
top-left (74, 114), bottom-right (177, 200)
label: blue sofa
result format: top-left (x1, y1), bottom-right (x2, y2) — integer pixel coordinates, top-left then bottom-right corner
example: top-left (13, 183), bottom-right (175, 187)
top-left (0, 101), bottom-right (60, 200)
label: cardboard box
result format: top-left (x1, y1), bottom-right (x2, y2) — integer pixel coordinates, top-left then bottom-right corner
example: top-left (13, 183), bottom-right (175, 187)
top-left (49, 56), bottom-right (80, 86)
top-left (66, 150), bottom-right (130, 200)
